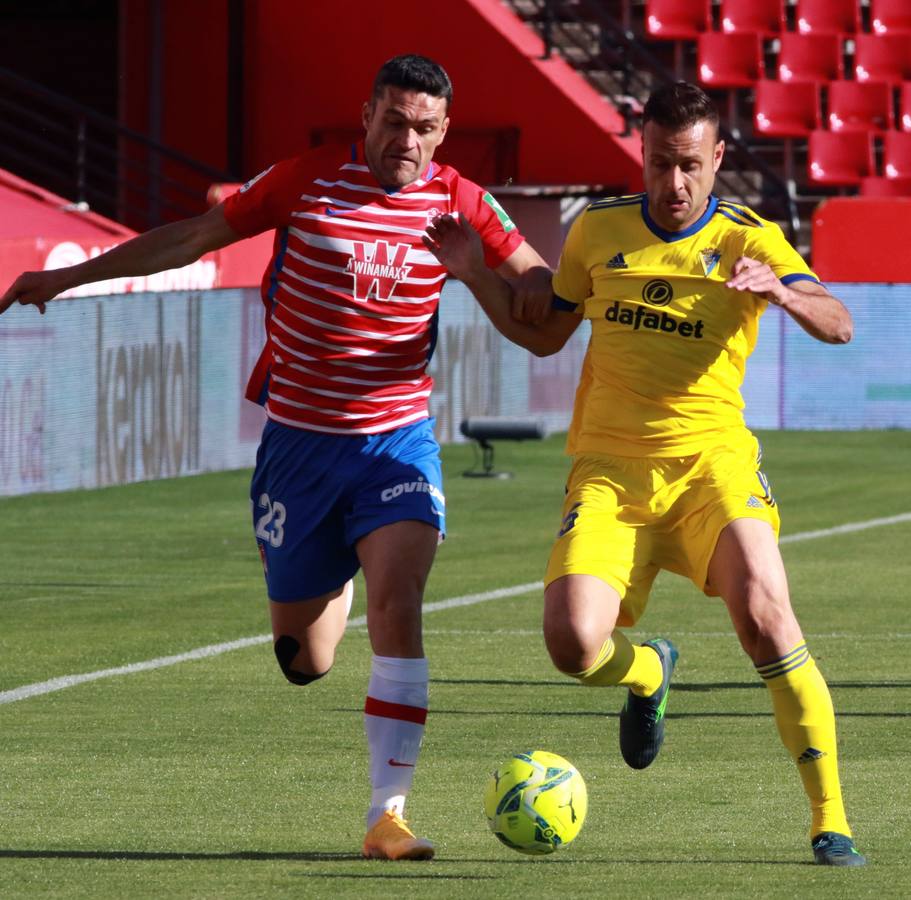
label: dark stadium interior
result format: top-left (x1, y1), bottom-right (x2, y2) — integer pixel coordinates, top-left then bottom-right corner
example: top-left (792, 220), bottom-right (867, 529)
top-left (1, 0), bottom-right (908, 272)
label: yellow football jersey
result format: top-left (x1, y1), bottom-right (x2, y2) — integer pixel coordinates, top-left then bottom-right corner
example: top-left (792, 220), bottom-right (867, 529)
top-left (553, 194), bottom-right (818, 457)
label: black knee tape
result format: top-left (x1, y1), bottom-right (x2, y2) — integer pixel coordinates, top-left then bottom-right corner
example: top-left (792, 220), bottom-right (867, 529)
top-left (274, 635), bottom-right (328, 685)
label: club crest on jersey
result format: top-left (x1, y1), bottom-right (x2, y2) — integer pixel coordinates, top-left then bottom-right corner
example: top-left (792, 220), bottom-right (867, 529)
top-left (700, 247), bottom-right (721, 276)
top-left (346, 240), bottom-right (412, 301)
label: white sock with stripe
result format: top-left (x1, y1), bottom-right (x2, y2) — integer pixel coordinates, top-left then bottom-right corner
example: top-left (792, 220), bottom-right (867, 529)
top-left (364, 655), bottom-right (429, 828)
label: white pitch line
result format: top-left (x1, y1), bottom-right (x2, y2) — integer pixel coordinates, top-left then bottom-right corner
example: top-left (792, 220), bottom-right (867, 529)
top-left (0, 583), bottom-right (542, 706)
top-left (0, 636), bottom-right (267, 706)
top-left (779, 511), bottom-right (911, 543)
top-left (1, 514), bottom-right (908, 707)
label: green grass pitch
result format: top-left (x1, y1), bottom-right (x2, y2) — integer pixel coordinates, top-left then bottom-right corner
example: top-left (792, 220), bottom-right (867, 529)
top-left (1, 431), bottom-right (909, 899)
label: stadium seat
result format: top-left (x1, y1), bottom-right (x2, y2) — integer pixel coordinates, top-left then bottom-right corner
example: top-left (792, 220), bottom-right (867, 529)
top-left (807, 130), bottom-right (875, 185)
top-left (645, 0), bottom-right (712, 39)
top-left (902, 82), bottom-right (911, 130)
top-left (720, 0), bottom-right (785, 36)
top-left (777, 33), bottom-right (844, 83)
top-left (860, 175), bottom-right (911, 196)
top-left (883, 130), bottom-right (911, 178)
top-left (854, 34), bottom-right (911, 84)
top-left (753, 80), bottom-right (821, 136)
top-left (698, 33), bottom-right (765, 87)
top-left (872, 0), bottom-right (911, 36)
top-left (795, 0), bottom-right (861, 36)
top-left (827, 81), bottom-right (894, 132)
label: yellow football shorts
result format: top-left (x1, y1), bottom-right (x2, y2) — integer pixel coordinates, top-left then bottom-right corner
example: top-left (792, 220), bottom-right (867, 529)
top-left (544, 432), bottom-right (781, 626)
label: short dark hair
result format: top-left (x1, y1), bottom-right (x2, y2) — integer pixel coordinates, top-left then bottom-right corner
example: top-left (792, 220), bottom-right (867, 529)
top-left (372, 54), bottom-right (453, 108)
top-left (643, 82), bottom-right (719, 135)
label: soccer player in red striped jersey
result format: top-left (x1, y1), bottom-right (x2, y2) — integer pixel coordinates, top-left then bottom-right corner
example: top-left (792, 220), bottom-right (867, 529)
top-left (0, 54), bottom-right (551, 860)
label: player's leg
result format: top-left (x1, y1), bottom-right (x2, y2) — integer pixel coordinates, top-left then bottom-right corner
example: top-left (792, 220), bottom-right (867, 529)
top-left (543, 455), bottom-right (678, 769)
top-left (357, 520), bottom-right (437, 860)
top-left (543, 574), bottom-right (677, 770)
top-left (269, 580), bottom-right (353, 683)
top-left (544, 574), bottom-right (643, 685)
top-left (708, 517), bottom-right (864, 865)
top-left (707, 518), bottom-right (799, 660)
top-left (349, 420), bottom-right (444, 860)
top-left (251, 420), bottom-right (360, 684)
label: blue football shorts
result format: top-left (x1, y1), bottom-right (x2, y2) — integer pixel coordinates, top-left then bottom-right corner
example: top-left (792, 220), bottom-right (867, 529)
top-left (250, 417), bottom-right (446, 602)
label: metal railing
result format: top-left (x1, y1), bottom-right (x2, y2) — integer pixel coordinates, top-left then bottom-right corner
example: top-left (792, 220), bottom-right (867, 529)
top-left (0, 66), bottom-right (235, 231)
top-left (508, 0), bottom-right (800, 243)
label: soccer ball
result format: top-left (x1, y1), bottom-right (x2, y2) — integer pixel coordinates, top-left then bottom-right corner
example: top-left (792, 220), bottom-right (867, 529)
top-left (483, 750), bottom-right (587, 855)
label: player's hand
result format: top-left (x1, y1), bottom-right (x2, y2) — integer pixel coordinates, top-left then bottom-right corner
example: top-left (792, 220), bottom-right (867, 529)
top-left (422, 214), bottom-right (485, 282)
top-left (510, 265), bottom-right (554, 324)
top-left (0, 269), bottom-right (70, 316)
top-left (725, 256), bottom-right (786, 304)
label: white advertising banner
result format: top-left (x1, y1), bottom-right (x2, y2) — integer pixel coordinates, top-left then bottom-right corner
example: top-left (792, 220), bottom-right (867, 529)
top-left (0, 282), bottom-right (906, 496)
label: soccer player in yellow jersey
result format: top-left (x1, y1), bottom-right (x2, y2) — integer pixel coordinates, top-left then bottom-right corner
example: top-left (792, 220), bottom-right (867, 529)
top-left (424, 82), bottom-right (865, 867)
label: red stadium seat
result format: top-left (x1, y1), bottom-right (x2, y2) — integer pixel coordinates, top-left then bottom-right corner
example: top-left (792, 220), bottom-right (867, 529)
top-left (795, 0), bottom-right (861, 36)
top-left (872, 0), bottom-right (911, 36)
top-left (855, 34), bottom-right (911, 84)
top-left (860, 175), bottom-right (911, 196)
top-left (827, 81), bottom-right (894, 132)
top-left (807, 130), bottom-right (875, 185)
top-left (883, 130), bottom-right (911, 178)
top-left (720, 0), bottom-right (785, 36)
top-left (902, 82), bottom-right (911, 131)
top-left (753, 80), bottom-right (821, 136)
top-left (698, 33), bottom-right (765, 87)
top-left (645, 0), bottom-right (712, 39)
top-left (777, 33), bottom-right (844, 83)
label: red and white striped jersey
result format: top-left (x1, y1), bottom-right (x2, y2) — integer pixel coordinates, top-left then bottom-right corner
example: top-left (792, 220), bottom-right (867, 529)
top-left (223, 143), bottom-right (524, 434)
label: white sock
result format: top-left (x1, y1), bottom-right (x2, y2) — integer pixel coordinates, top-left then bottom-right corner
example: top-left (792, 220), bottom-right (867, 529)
top-left (364, 655), bottom-right (429, 828)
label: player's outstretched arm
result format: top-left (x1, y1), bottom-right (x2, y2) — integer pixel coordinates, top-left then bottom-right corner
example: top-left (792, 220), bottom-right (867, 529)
top-left (725, 256), bottom-right (853, 344)
top-left (495, 240), bottom-right (554, 325)
top-left (423, 215), bottom-right (579, 357)
top-left (0, 204), bottom-right (241, 316)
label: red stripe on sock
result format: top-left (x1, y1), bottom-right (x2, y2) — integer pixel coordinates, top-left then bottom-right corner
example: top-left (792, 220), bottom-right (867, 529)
top-left (364, 696), bottom-right (427, 725)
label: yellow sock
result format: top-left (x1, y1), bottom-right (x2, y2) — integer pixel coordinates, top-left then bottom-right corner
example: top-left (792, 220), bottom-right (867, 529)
top-left (758, 643), bottom-right (852, 838)
top-left (572, 632), bottom-right (663, 696)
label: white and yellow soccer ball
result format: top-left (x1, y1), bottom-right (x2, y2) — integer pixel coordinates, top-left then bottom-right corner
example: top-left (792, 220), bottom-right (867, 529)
top-left (483, 750), bottom-right (588, 855)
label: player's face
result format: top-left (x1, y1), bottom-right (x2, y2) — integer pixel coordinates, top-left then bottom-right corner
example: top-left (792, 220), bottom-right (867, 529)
top-left (363, 86), bottom-right (450, 188)
top-left (642, 120), bottom-right (724, 232)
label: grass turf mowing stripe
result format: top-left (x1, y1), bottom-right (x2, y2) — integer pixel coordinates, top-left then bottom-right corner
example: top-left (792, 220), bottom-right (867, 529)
top-left (2, 513), bottom-right (908, 706)
top-left (0, 582), bottom-right (542, 706)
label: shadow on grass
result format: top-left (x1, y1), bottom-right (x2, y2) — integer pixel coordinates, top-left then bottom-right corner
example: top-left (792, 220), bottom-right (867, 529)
top-left (339, 680), bottom-right (911, 717)
top-left (432, 678), bottom-right (571, 688)
top-left (0, 848), bottom-right (815, 868)
top-left (432, 678), bottom-right (911, 691)
top-left (291, 871), bottom-right (496, 880)
top-left (677, 681), bottom-right (911, 691)
top-left (0, 849), bottom-right (361, 862)
top-left (412, 709), bottom-right (911, 719)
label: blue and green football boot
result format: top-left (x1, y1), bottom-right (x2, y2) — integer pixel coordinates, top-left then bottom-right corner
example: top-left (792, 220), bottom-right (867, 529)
top-left (618, 638), bottom-right (678, 770)
top-left (812, 832), bottom-right (866, 866)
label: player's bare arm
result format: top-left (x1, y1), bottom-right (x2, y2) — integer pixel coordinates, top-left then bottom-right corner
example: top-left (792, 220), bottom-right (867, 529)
top-left (725, 256), bottom-right (853, 344)
top-left (0, 204), bottom-right (241, 316)
top-left (495, 241), bottom-right (554, 325)
top-left (423, 214), bottom-right (578, 356)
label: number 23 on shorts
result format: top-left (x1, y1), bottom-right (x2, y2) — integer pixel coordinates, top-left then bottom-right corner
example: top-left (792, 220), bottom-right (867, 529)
top-left (255, 492), bottom-right (286, 548)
